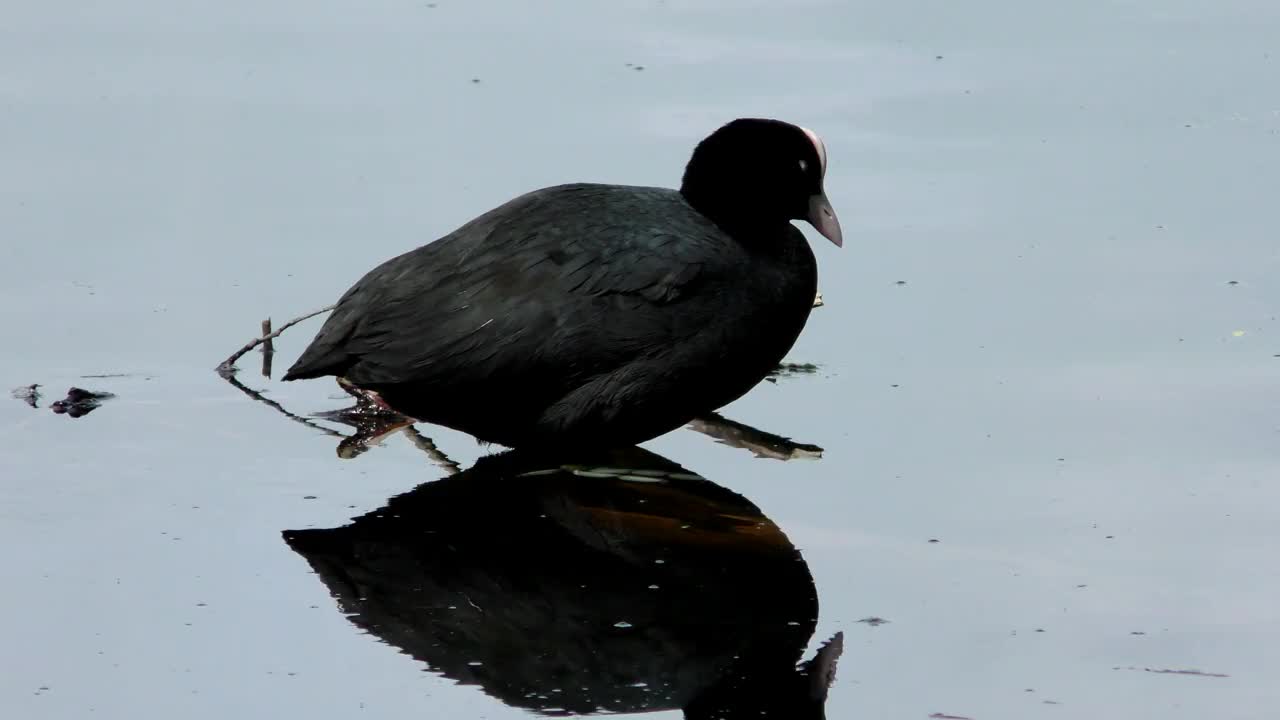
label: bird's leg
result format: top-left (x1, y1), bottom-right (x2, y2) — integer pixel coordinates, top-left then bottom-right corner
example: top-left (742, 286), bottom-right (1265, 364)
top-left (686, 411), bottom-right (823, 460)
top-left (334, 415), bottom-right (417, 460)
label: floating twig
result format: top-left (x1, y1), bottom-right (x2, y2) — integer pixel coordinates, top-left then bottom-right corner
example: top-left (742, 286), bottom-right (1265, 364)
top-left (221, 372), bottom-right (344, 438)
top-left (261, 318), bottom-right (274, 378)
top-left (401, 426), bottom-right (464, 475)
top-left (216, 304), bottom-right (334, 376)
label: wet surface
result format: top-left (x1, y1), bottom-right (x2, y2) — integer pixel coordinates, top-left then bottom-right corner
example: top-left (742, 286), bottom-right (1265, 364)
top-left (3, 1), bottom-right (1279, 718)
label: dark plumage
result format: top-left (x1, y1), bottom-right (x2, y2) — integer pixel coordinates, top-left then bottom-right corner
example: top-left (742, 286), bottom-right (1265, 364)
top-left (284, 118), bottom-right (842, 447)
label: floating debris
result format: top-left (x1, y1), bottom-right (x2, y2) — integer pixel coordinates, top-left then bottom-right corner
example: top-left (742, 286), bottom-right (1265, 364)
top-left (11, 384), bottom-right (40, 408)
top-left (50, 387), bottom-right (115, 418)
top-left (1114, 666), bottom-right (1228, 678)
top-left (768, 362), bottom-right (821, 379)
top-left (857, 617), bottom-right (889, 627)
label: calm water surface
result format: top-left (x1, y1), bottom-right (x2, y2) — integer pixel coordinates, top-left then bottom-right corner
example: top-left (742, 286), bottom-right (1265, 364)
top-left (3, 1), bottom-right (1278, 718)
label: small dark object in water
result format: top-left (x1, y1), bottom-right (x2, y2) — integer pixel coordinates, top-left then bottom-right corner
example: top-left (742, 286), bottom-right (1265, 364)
top-left (857, 616), bottom-right (889, 626)
top-left (49, 387), bottom-right (115, 418)
top-left (11, 384), bottom-right (40, 408)
top-left (768, 362), bottom-right (821, 379)
top-left (284, 118), bottom-right (843, 447)
top-left (1112, 666), bottom-right (1229, 678)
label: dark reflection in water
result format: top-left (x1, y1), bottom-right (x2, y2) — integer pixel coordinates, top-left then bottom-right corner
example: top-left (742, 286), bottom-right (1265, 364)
top-left (284, 446), bottom-right (842, 719)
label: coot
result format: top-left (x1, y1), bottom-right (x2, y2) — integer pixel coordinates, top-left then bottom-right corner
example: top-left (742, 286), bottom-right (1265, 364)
top-left (284, 118), bottom-right (841, 447)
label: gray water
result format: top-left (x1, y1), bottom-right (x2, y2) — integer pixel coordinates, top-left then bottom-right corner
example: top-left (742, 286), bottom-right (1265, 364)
top-left (3, 1), bottom-right (1278, 718)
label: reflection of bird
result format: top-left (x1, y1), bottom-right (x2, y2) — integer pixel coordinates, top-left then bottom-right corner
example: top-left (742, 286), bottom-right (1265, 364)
top-left (283, 119), bottom-right (841, 448)
top-left (284, 446), bottom-right (842, 719)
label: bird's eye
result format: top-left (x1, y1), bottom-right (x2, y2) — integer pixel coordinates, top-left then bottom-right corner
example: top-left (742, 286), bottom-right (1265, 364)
top-left (799, 159), bottom-right (809, 172)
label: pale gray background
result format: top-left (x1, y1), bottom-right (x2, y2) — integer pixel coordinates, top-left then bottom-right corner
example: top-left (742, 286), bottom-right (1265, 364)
top-left (3, 1), bottom-right (1278, 718)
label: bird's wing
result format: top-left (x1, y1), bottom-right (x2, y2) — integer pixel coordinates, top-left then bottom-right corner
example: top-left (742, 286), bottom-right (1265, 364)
top-left (285, 186), bottom-right (721, 389)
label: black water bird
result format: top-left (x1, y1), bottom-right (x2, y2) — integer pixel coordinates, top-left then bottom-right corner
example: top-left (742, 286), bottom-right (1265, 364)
top-left (284, 119), bottom-right (842, 446)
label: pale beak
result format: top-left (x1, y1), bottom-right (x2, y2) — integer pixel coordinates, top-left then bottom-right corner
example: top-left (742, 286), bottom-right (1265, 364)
top-left (807, 192), bottom-right (843, 247)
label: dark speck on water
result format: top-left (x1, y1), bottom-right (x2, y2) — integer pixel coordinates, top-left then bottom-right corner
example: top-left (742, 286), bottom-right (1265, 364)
top-left (48, 387), bottom-right (115, 417)
top-left (11, 384), bottom-right (40, 408)
top-left (64, 388), bottom-right (113, 403)
top-left (768, 362), bottom-right (820, 379)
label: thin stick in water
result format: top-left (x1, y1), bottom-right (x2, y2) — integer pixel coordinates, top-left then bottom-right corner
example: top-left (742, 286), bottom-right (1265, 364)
top-left (216, 304), bottom-right (334, 376)
top-left (260, 318), bottom-right (274, 378)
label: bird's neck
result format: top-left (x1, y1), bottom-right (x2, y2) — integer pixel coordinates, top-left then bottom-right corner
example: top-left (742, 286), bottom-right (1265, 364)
top-left (680, 187), bottom-right (791, 246)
